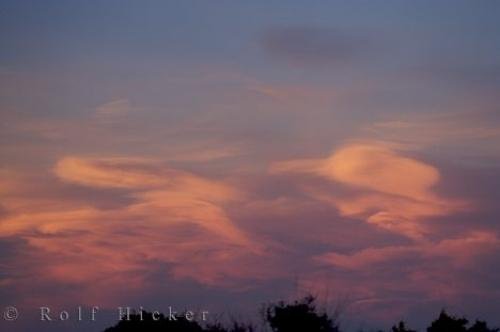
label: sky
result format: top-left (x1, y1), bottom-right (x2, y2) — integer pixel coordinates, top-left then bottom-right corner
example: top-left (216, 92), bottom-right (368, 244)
top-left (1, 1), bottom-right (500, 331)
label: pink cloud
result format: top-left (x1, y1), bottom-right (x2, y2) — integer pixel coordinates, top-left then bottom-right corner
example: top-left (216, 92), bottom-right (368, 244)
top-left (0, 156), bottom-right (268, 306)
top-left (271, 142), bottom-right (467, 239)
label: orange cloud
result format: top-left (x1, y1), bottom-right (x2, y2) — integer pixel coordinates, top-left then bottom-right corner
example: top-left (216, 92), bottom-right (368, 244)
top-left (271, 142), bottom-right (466, 239)
top-left (294, 231), bottom-right (500, 324)
top-left (0, 156), bottom-right (266, 306)
top-left (322, 144), bottom-right (439, 199)
top-left (270, 142), bottom-right (498, 322)
top-left (54, 156), bottom-right (168, 189)
top-left (316, 231), bottom-right (499, 270)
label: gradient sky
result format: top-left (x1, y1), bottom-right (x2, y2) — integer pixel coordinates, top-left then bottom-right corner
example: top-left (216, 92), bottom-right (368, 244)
top-left (1, 1), bottom-right (500, 331)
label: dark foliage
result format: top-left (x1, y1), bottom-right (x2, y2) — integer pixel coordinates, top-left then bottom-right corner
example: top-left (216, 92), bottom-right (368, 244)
top-left (427, 311), bottom-right (468, 332)
top-left (103, 311), bottom-right (255, 332)
top-left (103, 311), bottom-right (203, 332)
top-left (265, 295), bottom-right (339, 332)
top-left (468, 320), bottom-right (500, 332)
top-left (102, 298), bottom-right (499, 332)
top-left (425, 311), bottom-right (500, 332)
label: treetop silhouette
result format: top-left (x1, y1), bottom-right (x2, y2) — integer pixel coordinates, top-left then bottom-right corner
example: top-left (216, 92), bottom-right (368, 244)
top-left (102, 297), bottom-right (498, 332)
top-left (265, 295), bottom-right (340, 332)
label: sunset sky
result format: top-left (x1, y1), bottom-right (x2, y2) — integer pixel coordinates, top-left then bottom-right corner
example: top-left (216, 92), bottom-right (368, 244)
top-left (1, 1), bottom-right (500, 331)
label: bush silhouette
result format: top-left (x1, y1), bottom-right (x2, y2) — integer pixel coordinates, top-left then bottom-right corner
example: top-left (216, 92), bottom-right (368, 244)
top-left (103, 311), bottom-right (203, 332)
top-left (427, 310), bottom-right (468, 332)
top-left (265, 295), bottom-right (339, 332)
top-left (101, 298), bottom-right (499, 332)
top-left (468, 320), bottom-right (500, 332)
top-left (103, 311), bottom-right (255, 332)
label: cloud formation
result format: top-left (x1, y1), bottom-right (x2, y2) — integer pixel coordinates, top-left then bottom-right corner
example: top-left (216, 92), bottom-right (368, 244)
top-left (364, 112), bottom-right (500, 166)
top-left (317, 231), bottom-right (499, 271)
top-left (268, 141), bottom-right (500, 324)
top-left (271, 142), bottom-right (465, 239)
top-left (55, 156), bottom-right (168, 189)
top-left (0, 156), bottom-right (266, 306)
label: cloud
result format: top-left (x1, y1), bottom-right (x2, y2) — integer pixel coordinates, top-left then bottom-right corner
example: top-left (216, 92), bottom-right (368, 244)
top-left (368, 114), bottom-right (500, 144)
top-left (316, 231), bottom-right (499, 270)
top-left (0, 156), bottom-right (267, 306)
top-left (293, 231), bottom-right (500, 325)
top-left (165, 146), bottom-right (242, 162)
top-left (94, 98), bottom-right (132, 117)
top-left (55, 156), bottom-right (168, 189)
top-left (269, 141), bottom-right (499, 324)
top-left (363, 112), bottom-right (500, 165)
top-left (53, 156), bottom-right (254, 246)
top-left (271, 142), bottom-right (465, 239)
top-left (323, 143), bottom-right (440, 199)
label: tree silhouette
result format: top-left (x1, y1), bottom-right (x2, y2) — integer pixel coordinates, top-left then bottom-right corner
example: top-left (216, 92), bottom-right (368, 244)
top-left (392, 321), bottom-right (416, 332)
top-left (102, 311), bottom-right (255, 332)
top-left (427, 310), bottom-right (468, 332)
top-left (265, 295), bottom-right (339, 332)
top-left (468, 320), bottom-right (500, 332)
top-left (101, 299), bottom-right (500, 332)
top-left (103, 311), bottom-right (204, 332)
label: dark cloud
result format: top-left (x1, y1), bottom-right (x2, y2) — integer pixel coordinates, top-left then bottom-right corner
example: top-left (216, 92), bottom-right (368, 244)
top-left (261, 26), bottom-right (366, 67)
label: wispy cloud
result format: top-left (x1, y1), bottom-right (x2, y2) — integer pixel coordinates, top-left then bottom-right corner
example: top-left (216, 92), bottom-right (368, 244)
top-left (271, 142), bottom-right (466, 239)
top-left (363, 112), bottom-right (500, 165)
top-left (94, 98), bottom-right (132, 118)
top-left (0, 156), bottom-right (268, 306)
